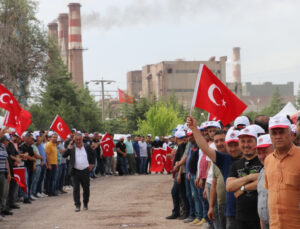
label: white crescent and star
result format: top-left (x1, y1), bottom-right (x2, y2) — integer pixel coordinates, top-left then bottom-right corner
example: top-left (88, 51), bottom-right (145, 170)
top-left (14, 174), bottom-right (21, 182)
top-left (57, 122), bottom-right (63, 132)
top-left (208, 84), bottom-right (226, 107)
top-left (155, 153), bottom-right (162, 165)
top-left (103, 144), bottom-right (110, 152)
top-left (0, 93), bottom-right (13, 104)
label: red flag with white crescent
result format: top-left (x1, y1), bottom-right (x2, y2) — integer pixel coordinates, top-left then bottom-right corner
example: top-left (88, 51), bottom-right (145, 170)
top-left (150, 148), bottom-right (164, 172)
top-left (207, 113), bottom-right (218, 121)
top-left (0, 84), bottom-right (21, 115)
top-left (161, 146), bottom-right (173, 173)
top-left (191, 65), bottom-right (247, 125)
top-left (49, 115), bottom-right (71, 140)
top-left (100, 133), bottom-right (115, 157)
top-left (118, 89), bottom-right (134, 104)
top-left (13, 167), bottom-right (27, 194)
top-left (4, 109), bottom-right (32, 136)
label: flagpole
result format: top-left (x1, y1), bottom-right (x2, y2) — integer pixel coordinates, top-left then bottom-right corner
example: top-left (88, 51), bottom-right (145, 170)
top-left (49, 114), bottom-right (58, 130)
top-left (190, 64), bottom-right (204, 116)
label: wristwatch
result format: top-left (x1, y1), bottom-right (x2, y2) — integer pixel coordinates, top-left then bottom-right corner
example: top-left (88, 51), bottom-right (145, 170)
top-left (240, 185), bottom-right (245, 192)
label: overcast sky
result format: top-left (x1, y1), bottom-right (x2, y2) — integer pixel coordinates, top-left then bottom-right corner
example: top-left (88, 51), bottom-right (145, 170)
top-left (36, 0), bottom-right (300, 98)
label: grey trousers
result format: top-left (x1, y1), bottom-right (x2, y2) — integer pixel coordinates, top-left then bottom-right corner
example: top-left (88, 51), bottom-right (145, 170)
top-left (105, 156), bottom-right (113, 174)
top-left (0, 173), bottom-right (9, 212)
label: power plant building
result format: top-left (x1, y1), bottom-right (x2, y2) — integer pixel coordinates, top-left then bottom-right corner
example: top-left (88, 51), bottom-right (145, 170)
top-left (127, 57), bottom-right (227, 106)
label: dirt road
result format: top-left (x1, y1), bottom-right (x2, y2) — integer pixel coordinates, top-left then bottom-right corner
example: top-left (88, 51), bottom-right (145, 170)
top-left (1, 174), bottom-right (193, 229)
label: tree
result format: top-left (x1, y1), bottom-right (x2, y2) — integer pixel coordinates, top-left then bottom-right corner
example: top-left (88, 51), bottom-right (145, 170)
top-left (0, 0), bottom-right (48, 102)
top-left (296, 84), bottom-right (300, 110)
top-left (261, 87), bottom-right (285, 116)
top-left (136, 102), bottom-right (184, 137)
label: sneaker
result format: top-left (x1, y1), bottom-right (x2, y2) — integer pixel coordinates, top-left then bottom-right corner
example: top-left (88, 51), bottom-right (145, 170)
top-left (30, 195), bottom-right (37, 200)
top-left (184, 216), bottom-right (195, 223)
top-left (1, 210), bottom-right (13, 216)
top-left (178, 215), bottom-right (188, 220)
top-left (189, 218), bottom-right (201, 225)
top-left (201, 222), bottom-right (211, 229)
top-left (166, 214), bottom-right (179, 219)
top-left (195, 218), bottom-right (207, 226)
top-left (9, 204), bottom-right (20, 209)
top-left (41, 192), bottom-right (48, 197)
top-left (0, 215), bottom-right (3, 221)
top-left (83, 205), bottom-right (88, 211)
top-left (75, 206), bottom-right (80, 212)
top-left (59, 189), bottom-right (67, 194)
top-left (33, 194), bottom-right (39, 198)
top-left (36, 193), bottom-right (44, 198)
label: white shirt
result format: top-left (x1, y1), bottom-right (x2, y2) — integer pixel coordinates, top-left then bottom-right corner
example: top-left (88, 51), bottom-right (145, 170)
top-left (74, 146), bottom-right (89, 170)
top-left (138, 141), bottom-right (148, 157)
top-left (206, 142), bottom-right (216, 184)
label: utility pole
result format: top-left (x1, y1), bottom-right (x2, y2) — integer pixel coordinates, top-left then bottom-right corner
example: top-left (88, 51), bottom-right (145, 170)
top-left (88, 79), bottom-right (116, 122)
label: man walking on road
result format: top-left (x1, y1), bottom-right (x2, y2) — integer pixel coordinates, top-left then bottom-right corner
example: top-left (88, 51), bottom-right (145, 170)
top-left (64, 134), bottom-right (95, 212)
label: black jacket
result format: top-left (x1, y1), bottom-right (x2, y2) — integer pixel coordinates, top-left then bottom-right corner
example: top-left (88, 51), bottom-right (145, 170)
top-left (63, 144), bottom-right (96, 175)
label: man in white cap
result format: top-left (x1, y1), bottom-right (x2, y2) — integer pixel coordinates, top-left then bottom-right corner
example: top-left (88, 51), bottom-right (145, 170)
top-left (256, 134), bottom-right (273, 229)
top-left (233, 116), bottom-right (250, 130)
top-left (264, 115), bottom-right (300, 228)
top-left (226, 126), bottom-right (263, 229)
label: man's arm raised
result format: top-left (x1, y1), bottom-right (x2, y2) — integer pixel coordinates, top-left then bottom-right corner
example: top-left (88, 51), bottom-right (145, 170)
top-left (187, 116), bottom-right (216, 162)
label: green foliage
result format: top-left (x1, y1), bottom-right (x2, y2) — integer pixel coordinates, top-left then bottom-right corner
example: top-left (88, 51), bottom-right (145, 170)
top-left (0, 0), bottom-right (48, 101)
top-left (136, 102), bottom-right (184, 137)
top-left (261, 87), bottom-right (285, 116)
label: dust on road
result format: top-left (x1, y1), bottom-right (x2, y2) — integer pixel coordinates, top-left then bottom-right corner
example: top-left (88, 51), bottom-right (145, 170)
top-left (0, 174), bottom-right (192, 229)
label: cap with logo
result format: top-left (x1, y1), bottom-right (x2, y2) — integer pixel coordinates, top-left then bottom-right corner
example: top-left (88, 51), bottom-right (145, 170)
top-left (187, 129), bottom-right (193, 136)
top-left (238, 125), bottom-right (258, 139)
top-left (175, 130), bottom-right (186, 139)
top-left (269, 116), bottom-right (292, 130)
top-left (206, 121), bottom-right (221, 129)
top-left (256, 134), bottom-right (272, 148)
top-left (225, 129), bottom-right (239, 144)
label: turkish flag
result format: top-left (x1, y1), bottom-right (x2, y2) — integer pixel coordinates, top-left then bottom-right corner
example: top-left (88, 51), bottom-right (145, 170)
top-left (4, 109), bottom-right (32, 136)
top-left (119, 89), bottom-right (134, 104)
top-left (207, 113), bottom-right (218, 121)
top-left (191, 65), bottom-right (247, 125)
top-left (100, 133), bottom-right (115, 157)
top-left (162, 146), bottom-right (173, 173)
top-left (13, 167), bottom-right (27, 194)
top-left (50, 115), bottom-right (71, 140)
top-left (0, 84), bottom-right (21, 115)
top-left (150, 148), bottom-right (164, 172)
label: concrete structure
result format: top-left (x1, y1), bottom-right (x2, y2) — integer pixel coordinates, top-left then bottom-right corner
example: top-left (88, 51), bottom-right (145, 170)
top-left (58, 13), bottom-right (69, 65)
top-left (68, 3), bottom-right (84, 88)
top-left (47, 22), bottom-right (58, 43)
top-left (241, 82), bottom-right (295, 112)
top-left (127, 71), bottom-right (142, 98)
top-left (140, 57), bottom-right (227, 106)
top-left (232, 47), bottom-right (242, 96)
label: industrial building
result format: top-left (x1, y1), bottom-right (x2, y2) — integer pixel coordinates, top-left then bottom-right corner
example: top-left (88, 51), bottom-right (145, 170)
top-left (47, 3), bottom-right (84, 88)
top-left (127, 47), bottom-right (295, 112)
top-left (127, 57), bottom-right (227, 106)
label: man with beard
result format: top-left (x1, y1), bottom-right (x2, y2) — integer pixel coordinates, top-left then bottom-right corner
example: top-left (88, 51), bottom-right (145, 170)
top-left (226, 126), bottom-right (263, 229)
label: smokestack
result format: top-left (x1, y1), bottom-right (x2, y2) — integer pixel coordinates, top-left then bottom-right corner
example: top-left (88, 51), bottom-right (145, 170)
top-left (68, 3), bottom-right (84, 88)
top-left (58, 13), bottom-right (69, 65)
top-left (232, 47), bottom-right (241, 83)
top-left (47, 22), bottom-right (58, 43)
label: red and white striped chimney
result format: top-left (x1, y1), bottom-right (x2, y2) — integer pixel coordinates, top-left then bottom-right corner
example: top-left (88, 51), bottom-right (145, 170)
top-left (58, 13), bottom-right (69, 65)
top-left (68, 3), bottom-right (83, 88)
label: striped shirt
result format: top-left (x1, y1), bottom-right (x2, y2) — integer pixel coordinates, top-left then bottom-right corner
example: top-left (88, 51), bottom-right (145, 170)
top-left (0, 144), bottom-right (8, 173)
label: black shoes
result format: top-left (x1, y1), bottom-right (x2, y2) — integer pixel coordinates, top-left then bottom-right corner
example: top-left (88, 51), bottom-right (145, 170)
top-left (23, 198), bottom-right (31, 204)
top-left (59, 189), bottom-right (67, 194)
top-left (83, 205), bottom-right (88, 211)
top-left (1, 210), bottom-right (13, 216)
top-left (75, 206), bottom-right (80, 212)
top-left (9, 204), bottom-right (20, 209)
top-left (166, 214), bottom-right (179, 219)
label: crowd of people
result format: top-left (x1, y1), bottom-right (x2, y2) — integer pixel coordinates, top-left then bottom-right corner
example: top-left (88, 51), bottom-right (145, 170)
top-left (165, 114), bottom-right (300, 229)
top-left (0, 114), bottom-right (300, 229)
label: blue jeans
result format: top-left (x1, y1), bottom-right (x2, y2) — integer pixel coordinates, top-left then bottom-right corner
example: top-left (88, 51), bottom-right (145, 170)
top-left (55, 164), bottom-right (63, 191)
top-left (199, 179), bottom-right (209, 222)
top-left (185, 175), bottom-right (195, 218)
top-left (45, 165), bottom-right (57, 194)
top-left (117, 156), bottom-right (128, 175)
top-left (139, 157), bottom-right (147, 174)
top-left (30, 165), bottom-right (41, 195)
top-left (37, 165), bottom-right (46, 193)
top-left (190, 174), bottom-right (203, 219)
top-left (206, 183), bottom-right (217, 227)
top-left (58, 163), bottom-right (66, 190)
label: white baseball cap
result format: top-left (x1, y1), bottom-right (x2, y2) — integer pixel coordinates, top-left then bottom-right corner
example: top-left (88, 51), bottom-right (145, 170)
top-left (256, 134), bottom-right (272, 148)
top-left (88, 133), bottom-right (94, 138)
top-left (127, 134), bottom-right (131, 138)
top-left (225, 129), bottom-right (239, 144)
top-left (175, 130), bottom-right (186, 139)
top-left (48, 131), bottom-right (54, 137)
top-left (206, 121), bottom-right (221, 129)
top-left (187, 129), bottom-right (193, 136)
top-left (251, 124), bottom-right (265, 135)
top-left (269, 116), bottom-right (292, 130)
top-left (147, 134), bottom-right (152, 137)
top-left (238, 125), bottom-right (258, 139)
top-left (291, 124), bottom-right (297, 134)
top-left (155, 136), bottom-right (159, 140)
top-left (234, 116), bottom-right (250, 129)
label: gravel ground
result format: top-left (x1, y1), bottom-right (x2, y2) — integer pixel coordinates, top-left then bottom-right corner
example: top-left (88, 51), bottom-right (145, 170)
top-left (0, 174), bottom-right (194, 229)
